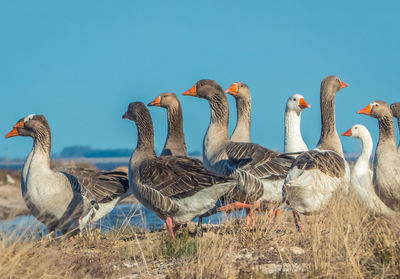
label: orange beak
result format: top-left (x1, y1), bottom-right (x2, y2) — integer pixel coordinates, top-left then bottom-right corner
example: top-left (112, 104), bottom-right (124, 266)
top-left (5, 120), bottom-right (24, 138)
top-left (340, 80), bottom-right (348, 89)
top-left (148, 96), bottom-right (161, 107)
top-left (225, 83), bottom-right (238, 96)
top-left (298, 98), bottom-right (311, 109)
top-left (357, 104), bottom-right (372, 115)
top-left (341, 128), bottom-right (352, 137)
top-left (183, 85), bottom-right (197, 96)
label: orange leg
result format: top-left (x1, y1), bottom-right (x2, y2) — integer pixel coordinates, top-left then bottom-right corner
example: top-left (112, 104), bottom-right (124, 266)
top-left (166, 217), bottom-right (176, 240)
top-left (217, 202), bottom-right (253, 212)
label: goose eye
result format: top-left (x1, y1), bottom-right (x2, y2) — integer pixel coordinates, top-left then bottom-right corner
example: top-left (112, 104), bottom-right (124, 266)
top-left (355, 127), bottom-right (358, 130)
top-left (293, 98), bottom-right (297, 101)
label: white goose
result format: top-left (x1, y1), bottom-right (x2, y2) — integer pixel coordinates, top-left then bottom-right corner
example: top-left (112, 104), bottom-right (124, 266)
top-left (342, 124), bottom-right (398, 218)
top-left (284, 94), bottom-right (311, 153)
top-left (283, 76), bottom-right (350, 230)
top-left (5, 114), bottom-right (130, 236)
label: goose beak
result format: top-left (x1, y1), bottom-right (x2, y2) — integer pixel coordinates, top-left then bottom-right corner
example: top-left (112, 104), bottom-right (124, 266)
top-left (5, 120), bottom-right (24, 138)
top-left (357, 104), bottom-right (372, 115)
top-left (148, 96), bottom-right (161, 107)
top-left (225, 83), bottom-right (238, 96)
top-left (298, 98), bottom-right (311, 109)
top-left (183, 85), bottom-right (197, 96)
top-left (341, 128), bottom-right (352, 137)
top-left (340, 80), bottom-right (349, 89)
top-left (122, 112), bottom-right (128, 119)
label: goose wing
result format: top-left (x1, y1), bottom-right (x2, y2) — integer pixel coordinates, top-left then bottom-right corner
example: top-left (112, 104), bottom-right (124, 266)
top-left (225, 142), bottom-right (293, 178)
top-left (139, 156), bottom-right (234, 199)
top-left (57, 167), bottom-right (129, 204)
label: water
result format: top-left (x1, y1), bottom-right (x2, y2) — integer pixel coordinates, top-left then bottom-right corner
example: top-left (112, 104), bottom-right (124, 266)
top-left (0, 204), bottom-right (244, 240)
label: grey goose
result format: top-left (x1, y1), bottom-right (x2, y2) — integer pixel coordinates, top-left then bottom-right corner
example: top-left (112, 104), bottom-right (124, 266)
top-left (123, 102), bottom-right (236, 239)
top-left (358, 101), bottom-right (400, 212)
top-left (283, 76), bottom-right (350, 231)
top-left (5, 114), bottom-right (130, 236)
top-left (183, 79), bottom-right (294, 222)
top-left (342, 124), bottom-right (398, 218)
top-left (390, 102), bottom-right (400, 153)
top-left (148, 93), bottom-right (187, 156)
top-left (225, 82), bottom-right (251, 143)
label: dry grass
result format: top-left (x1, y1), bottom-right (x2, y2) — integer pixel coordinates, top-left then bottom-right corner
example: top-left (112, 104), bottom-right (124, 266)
top-left (0, 189), bottom-right (400, 278)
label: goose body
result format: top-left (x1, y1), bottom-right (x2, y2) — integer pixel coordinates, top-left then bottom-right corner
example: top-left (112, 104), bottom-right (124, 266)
top-left (359, 101), bottom-right (400, 212)
top-left (6, 115), bottom-right (129, 235)
top-left (284, 76), bottom-right (350, 215)
top-left (225, 82), bottom-right (251, 143)
top-left (284, 94), bottom-right (310, 153)
top-left (184, 80), bottom-right (293, 208)
top-left (342, 124), bottom-right (397, 217)
top-left (124, 102), bottom-right (236, 238)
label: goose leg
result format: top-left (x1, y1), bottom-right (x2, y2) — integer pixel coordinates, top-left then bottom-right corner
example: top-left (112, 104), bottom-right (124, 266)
top-left (166, 217), bottom-right (176, 240)
top-left (292, 210), bottom-right (304, 232)
top-left (217, 202), bottom-right (252, 212)
top-left (197, 217), bottom-right (203, 236)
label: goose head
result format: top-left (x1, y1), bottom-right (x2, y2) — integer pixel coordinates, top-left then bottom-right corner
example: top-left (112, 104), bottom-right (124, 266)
top-left (123, 102), bottom-right (151, 123)
top-left (341, 124), bottom-right (369, 139)
top-left (148, 93), bottom-right (180, 109)
top-left (182, 79), bottom-right (225, 100)
top-left (357, 101), bottom-right (392, 119)
top-left (321, 75), bottom-right (348, 96)
top-left (5, 114), bottom-right (50, 139)
top-left (390, 103), bottom-right (400, 119)
top-left (225, 82), bottom-right (251, 100)
top-left (286, 94), bottom-right (311, 114)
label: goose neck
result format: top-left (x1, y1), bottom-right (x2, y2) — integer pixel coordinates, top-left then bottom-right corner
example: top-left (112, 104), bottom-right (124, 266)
top-left (166, 104), bottom-right (186, 147)
top-left (231, 97), bottom-right (251, 142)
top-left (376, 116), bottom-right (397, 151)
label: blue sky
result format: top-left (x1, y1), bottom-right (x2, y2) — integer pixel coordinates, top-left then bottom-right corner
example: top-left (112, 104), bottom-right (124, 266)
top-left (1, 0), bottom-right (400, 158)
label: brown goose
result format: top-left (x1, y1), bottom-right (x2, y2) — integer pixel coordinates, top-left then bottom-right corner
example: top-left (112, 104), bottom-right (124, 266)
top-left (148, 93), bottom-right (187, 156)
top-left (183, 79), bottom-right (294, 220)
top-left (225, 82), bottom-right (251, 142)
top-left (123, 102), bottom-right (236, 239)
top-left (283, 76), bottom-right (350, 230)
top-left (358, 101), bottom-right (400, 212)
top-left (5, 114), bottom-right (130, 236)
top-left (390, 102), bottom-right (400, 153)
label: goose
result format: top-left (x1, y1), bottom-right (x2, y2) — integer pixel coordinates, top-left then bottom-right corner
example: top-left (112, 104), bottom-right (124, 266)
top-left (123, 102), bottom-right (236, 239)
top-left (284, 94), bottom-right (311, 153)
top-left (358, 101), bottom-right (400, 212)
top-left (5, 114), bottom-right (130, 236)
top-left (183, 79), bottom-right (294, 221)
top-left (148, 93), bottom-right (187, 156)
top-left (390, 102), bottom-right (400, 153)
top-left (225, 82), bottom-right (251, 142)
top-left (283, 76), bottom-right (350, 230)
top-left (341, 124), bottom-right (398, 218)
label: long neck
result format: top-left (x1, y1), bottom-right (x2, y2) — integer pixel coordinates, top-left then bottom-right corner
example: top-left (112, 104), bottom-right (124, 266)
top-left (231, 96), bottom-right (251, 142)
top-left (317, 92), bottom-right (343, 155)
top-left (164, 104), bottom-right (187, 155)
top-left (32, 127), bottom-right (51, 168)
top-left (355, 133), bottom-right (373, 169)
top-left (284, 109), bottom-right (307, 152)
top-left (135, 116), bottom-right (156, 156)
top-left (207, 94), bottom-right (230, 139)
top-left (376, 115), bottom-right (397, 153)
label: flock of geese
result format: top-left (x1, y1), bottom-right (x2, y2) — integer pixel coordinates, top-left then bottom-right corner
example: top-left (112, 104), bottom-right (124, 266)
top-left (5, 75), bottom-right (400, 239)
